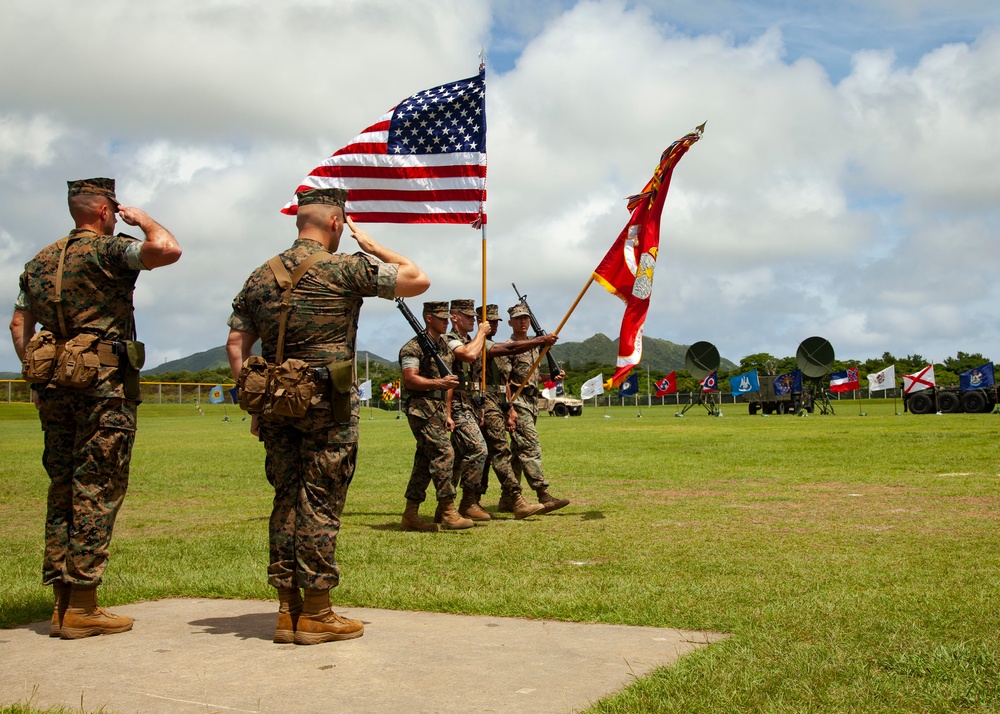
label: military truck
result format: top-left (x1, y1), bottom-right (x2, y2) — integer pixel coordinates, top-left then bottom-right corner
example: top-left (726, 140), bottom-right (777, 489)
top-left (739, 375), bottom-right (814, 415)
top-left (539, 395), bottom-right (584, 416)
top-left (903, 387), bottom-right (998, 414)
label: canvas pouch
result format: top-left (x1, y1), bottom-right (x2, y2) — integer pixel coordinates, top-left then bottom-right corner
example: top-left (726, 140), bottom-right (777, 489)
top-left (54, 333), bottom-right (100, 389)
top-left (121, 340), bottom-right (145, 400)
top-left (238, 355), bottom-right (271, 414)
top-left (21, 330), bottom-right (58, 384)
top-left (327, 360), bottom-right (354, 423)
top-left (271, 358), bottom-right (316, 418)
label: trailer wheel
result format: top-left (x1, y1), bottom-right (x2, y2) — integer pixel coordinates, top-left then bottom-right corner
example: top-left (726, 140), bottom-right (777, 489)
top-left (938, 391), bottom-right (961, 413)
top-left (553, 403), bottom-right (569, 417)
top-left (961, 390), bottom-right (988, 413)
top-left (908, 392), bottom-right (934, 415)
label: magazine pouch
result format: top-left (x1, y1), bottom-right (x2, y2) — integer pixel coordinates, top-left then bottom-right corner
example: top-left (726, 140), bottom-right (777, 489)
top-left (121, 340), bottom-right (145, 400)
top-left (238, 355), bottom-right (271, 414)
top-left (54, 333), bottom-right (100, 389)
top-left (21, 330), bottom-right (58, 384)
top-left (327, 359), bottom-right (354, 423)
top-left (271, 358), bottom-right (315, 418)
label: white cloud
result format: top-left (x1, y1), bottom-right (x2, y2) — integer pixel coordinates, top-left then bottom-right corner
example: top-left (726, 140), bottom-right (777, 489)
top-left (1, 0), bottom-right (999, 374)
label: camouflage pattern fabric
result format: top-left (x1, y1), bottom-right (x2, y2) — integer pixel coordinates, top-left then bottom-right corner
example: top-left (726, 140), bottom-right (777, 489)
top-left (399, 334), bottom-right (456, 502)
top-left (509, 404), bottom-right (549, 491)
top-left (17, 228), bottom-right (145, 588)
top-left (478, 389), bottom-right (524, 497)
top-left (229, 238), bottom-right (397, 588)
top-left (39, 392), bottom-right (136, 586)
top-left (259, 410), bottom-right (357, 590)
top-left (445, 330), bottom-right (486, 491)
top-left (18, 229), bottom-right (144, 400)
top-left (504, 340), bottom-right (550, 489)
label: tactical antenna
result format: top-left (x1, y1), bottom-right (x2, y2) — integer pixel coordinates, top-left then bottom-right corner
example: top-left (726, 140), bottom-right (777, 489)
top-left (795, 336), bottom-right (835, 415)
top-left (678, 341), bottom-right (722, 416)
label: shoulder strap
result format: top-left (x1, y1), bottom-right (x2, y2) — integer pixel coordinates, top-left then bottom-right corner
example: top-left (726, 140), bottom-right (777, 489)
top-left (52, 235), bottom-right (74, 337)
top-left (267, 250), bottom-right (331, 363)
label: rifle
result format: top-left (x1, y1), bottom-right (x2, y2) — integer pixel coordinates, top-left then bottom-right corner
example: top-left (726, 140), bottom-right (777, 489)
top-left (512, 283), bottom-right (561, 379)
top-left (395, 298), bottom-right (452, 377)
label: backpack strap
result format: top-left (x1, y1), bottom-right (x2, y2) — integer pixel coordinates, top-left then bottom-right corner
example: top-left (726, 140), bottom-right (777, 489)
top-left (267, 250), bottom-right (330, 364)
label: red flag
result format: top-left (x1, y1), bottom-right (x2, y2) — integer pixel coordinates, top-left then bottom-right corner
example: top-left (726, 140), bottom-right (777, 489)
top-left (592, 126), bottom-right (703, 386)
top-left (654, 371), bottom-right (677, 397)
top-left (282, 70), bottom-right (487, 225)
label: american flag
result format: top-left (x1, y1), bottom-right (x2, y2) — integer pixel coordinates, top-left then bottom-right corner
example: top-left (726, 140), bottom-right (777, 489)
top-left (282, 70), bottom-right (487, 225)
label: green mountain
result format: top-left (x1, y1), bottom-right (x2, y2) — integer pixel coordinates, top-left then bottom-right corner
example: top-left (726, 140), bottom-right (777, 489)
top-left (143, 345), bottom-right (394, 376)
top-left (549, 333), bottom-right (737, 373)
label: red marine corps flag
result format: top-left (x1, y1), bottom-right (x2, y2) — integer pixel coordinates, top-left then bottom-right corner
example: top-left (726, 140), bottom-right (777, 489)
top-left (592, 125), bottom-right (704, 387)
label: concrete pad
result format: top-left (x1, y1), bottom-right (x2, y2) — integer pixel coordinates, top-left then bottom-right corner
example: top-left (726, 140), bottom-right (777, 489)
top-left (0, 599), bottom-right (727, 713)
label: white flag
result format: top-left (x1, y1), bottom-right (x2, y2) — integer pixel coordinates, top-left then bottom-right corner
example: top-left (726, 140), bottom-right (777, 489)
top-left (866, 365), bottom-right (896, 393)
top-left (359, 380), bottom-right (372, 401)
top-left (903, 365), bottom-right (935, 394)
top-left (540, 386), bottom-right (557, 399)
top-left (580, 373), bottom-right (605, 400)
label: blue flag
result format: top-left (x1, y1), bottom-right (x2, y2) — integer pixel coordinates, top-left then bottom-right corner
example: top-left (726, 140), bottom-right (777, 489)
top-left (729, 369), bottom-right (760, 396)
top-left (773, 370), bottom-right (802, 396)
top-left (618, 372), bottom-right (639, 397)
top-left (208, 385), bottom-right (225, 405)
top-left (960, 363), bottom-right (995, 391)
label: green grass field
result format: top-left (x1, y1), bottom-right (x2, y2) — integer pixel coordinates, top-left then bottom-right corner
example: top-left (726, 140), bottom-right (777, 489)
top-left (2, 399), bottom-right (999, 712)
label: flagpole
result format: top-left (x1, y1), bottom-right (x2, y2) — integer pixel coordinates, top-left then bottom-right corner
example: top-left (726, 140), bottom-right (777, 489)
top-left (480, 222), bottom-right (488, 394)
top-left (510, 277), bottom-right (595, 403)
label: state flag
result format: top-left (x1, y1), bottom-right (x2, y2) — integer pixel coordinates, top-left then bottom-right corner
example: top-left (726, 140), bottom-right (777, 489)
top-left (580, 374), bottom-right (605, 400)
top-left (700, 371), bottom-right (718, 393)
top-left (829, 367), bottom-right (859, 393)
top-left (654, 371), bottom-right (677, 397)
top-left (773, 370), bottom-right (802, 396)
top-left (903, 365), bottom-right (935, 394)
top-left (618, 372), bottom-right (639, 397)
top-left (867, 365), bottom-right (896, 393)
top-left (729, 370), bottom-right (760, 396)
top-left (960, 363), bottom-right (995, 391)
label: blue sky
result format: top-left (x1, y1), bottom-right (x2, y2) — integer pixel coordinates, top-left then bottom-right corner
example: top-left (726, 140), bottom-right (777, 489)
top-left (2, 0), bottom-right (1000, 373)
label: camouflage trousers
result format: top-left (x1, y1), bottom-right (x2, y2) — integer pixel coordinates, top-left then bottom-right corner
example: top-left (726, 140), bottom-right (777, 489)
top-left (260, 409), bottom-right (357, 591)
top-left (509, 404), bottom-right (549, 492)
top-left (38, 391), bottom-right (137, 587)
top-left (404, 405), bottom-right (456, 503)
top-left (478, 395), bottom-right (523, 497)
top-left (450, 404), bottom-right (486, 491)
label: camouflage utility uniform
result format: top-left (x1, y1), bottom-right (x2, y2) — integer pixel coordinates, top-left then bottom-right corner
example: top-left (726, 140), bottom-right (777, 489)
top-left (506, 344), bottom-right (552, 492)
top-left (399, 334), bottom-right (456, 504)
top-left (17, 228), bottom-right (146, 588)
top-left (229, 239), bottom-right (398, 590)
top-left (445, 327), bottom-right (487, 493)
top-left (478, 338), bottom-right (528, 500)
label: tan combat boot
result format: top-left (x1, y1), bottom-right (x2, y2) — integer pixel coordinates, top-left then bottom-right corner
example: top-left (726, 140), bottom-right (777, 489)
top-left (60, 585), bottom-right (133, 639)
top-left (496, 492), bottom-right (515, 513)
top-left (439, 498), bottom-right (475, 530)
top-left (458, 490), bottom-right (491, 522)
top-left (512, 493), bottom-right (547, 520)
top-left (274, 587), bottom-right (303, 644)
top-left (536, 488), bottom-right (570, 514)
top-left (294, 588), bottom-right (364, 645)
top-left (49, 582), bottom-right (71, 637)
top-left (434, 500), bottom-right (444, 524)
top-left (401, 499), bottom-right (439, 532)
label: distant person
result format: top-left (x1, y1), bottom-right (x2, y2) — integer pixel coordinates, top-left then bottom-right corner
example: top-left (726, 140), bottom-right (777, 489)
top-left (505, 304), bottom-right (571, 513)
top-left (398, 301), bottom-right (467, 531)
top-left (226, 188), bottom-right (429, 645)
top-left (9, 177), bottom-right (181, 638)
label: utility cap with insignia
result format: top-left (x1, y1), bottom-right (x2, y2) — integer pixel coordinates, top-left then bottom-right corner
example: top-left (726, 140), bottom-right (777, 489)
top-left (296, 188), bottom-right (349, 208)
top-left (449, 299), bottom-right (476, 316)
top-left (477, 304), bottom-right (500, 321)
top-left (423, 301), bottom-right (450, 318)
top-left (508, 304), bottom-right (531, 318)
top-left (68, 178), bottom-right (119, 210)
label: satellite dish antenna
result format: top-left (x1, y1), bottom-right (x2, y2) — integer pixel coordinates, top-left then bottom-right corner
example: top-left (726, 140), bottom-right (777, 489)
top-left (796, 336), bottom-right (836, 414)
top-left (679, 341), bottom-right (722, 417)
top-left (684, 341), bottom-right (720, 380)
top-left (796, 336), bottom-right (835, 378)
